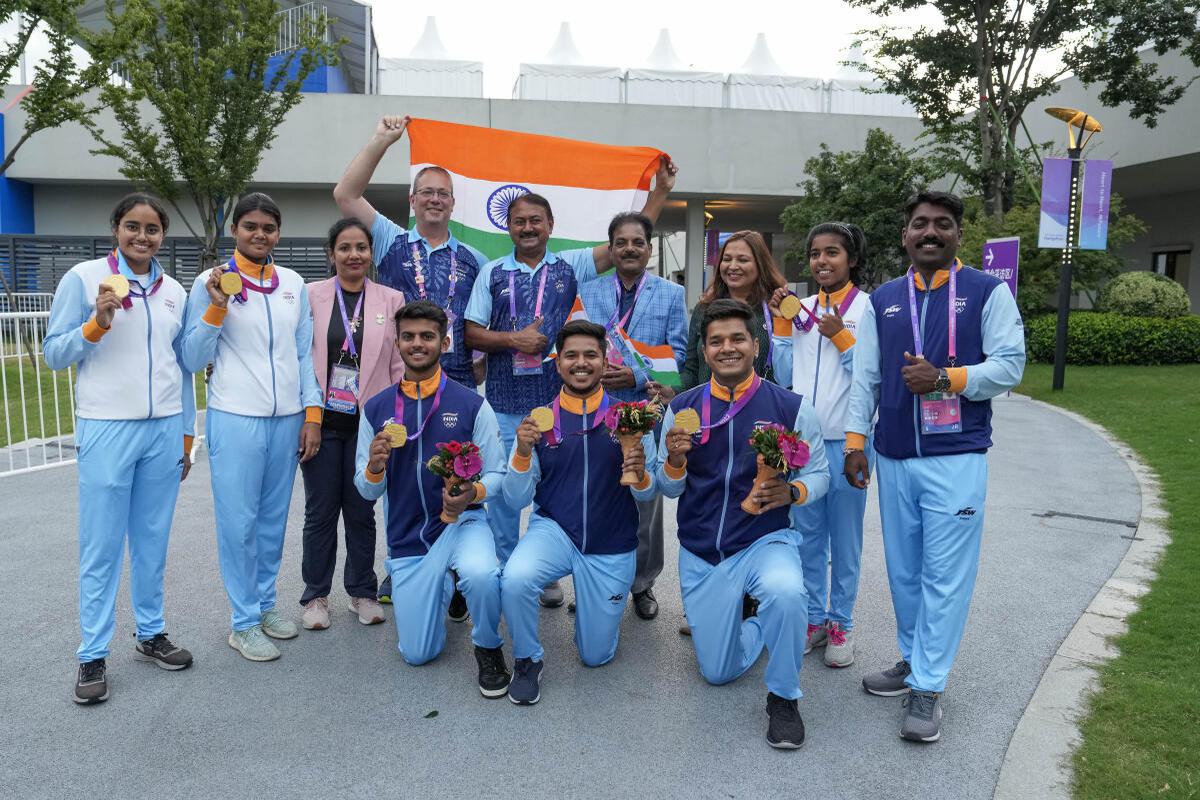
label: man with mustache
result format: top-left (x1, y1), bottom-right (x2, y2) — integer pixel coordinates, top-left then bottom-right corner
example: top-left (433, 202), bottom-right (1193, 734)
top-left (355, 302), bottom-right (511, 699)
top-left (844, 192), bottom-right (1025, 743)
top-left (577, 212), bottom-right (687, 620)
top-left (463, 157), bottom-right (676, 609)
top-left (655, 299), bottom-right (830, 749)
top-left (499, 320), bottom-right (657, 705)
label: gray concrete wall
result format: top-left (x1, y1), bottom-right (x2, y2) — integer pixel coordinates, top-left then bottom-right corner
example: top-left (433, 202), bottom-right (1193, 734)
top-left (1119, 188), bottom-right (1200, 310)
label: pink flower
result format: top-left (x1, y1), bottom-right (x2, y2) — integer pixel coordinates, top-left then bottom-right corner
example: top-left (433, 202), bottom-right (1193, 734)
top-left (604, 406), bottom-right (622, 431)
top-left (452, 451), bottom-right (483, 479)
top-left (779, 436), bottom-right (810, 470)
top-left (442, 441), bottom-right (463, 456)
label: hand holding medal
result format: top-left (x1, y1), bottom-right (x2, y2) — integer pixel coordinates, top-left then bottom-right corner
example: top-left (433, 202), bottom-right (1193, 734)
top-left (515, 408), bottom-right (551, 458)
top-left (665, 408), bottom-right (699, 468)
top-left (95, 276), bottom-right (127, 328)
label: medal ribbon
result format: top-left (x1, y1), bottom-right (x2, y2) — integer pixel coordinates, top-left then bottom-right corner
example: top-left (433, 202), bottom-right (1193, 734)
top-left (905, 259), bottom-right (959, 365)
top-left (547, 392), bottom-right (611, 446)
top-left (393, 372), bottom-right (448, 442)
top-left (790, 286), bottom-right (859, 333)
top-left (107, 251), bottom-right (163, 311)
top-left (335, 281), bottom-right (365, 359)
top-left (761, 302), bottom-right (775, 367)
top-left (507, 265), bottom-right (550, 328)
top-left (225, 255), bottom-right (280, 304)
top-left (699, 374), bottom-right (762, 445)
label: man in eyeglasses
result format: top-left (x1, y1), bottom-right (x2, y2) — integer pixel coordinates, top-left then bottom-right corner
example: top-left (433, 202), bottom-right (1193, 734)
top-left (335, 115), bottom-right (485, 391)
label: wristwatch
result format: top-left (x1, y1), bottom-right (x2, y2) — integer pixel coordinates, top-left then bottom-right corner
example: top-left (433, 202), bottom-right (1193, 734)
top-left (789, 483), bottom-right (803, 504)
top-left (933, 368), bottom-right (952, 393)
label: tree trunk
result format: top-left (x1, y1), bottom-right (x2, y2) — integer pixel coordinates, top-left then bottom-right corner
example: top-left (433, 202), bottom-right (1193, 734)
top-left (975, 1), bottom-right (1005, 222)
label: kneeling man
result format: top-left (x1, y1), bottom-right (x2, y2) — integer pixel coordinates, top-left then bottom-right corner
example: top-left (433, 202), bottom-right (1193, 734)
top-left (656, 299), bottom-right (829, 749)
top-left (501, 320), bottom-right (657, 705)
top-left (356, 301), bottom-right (511, 697)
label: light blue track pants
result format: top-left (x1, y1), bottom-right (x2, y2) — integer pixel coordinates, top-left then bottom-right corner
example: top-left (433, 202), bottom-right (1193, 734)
top-left (486, 411), bottom-right (526, 565)
top-left (207, 409), bottom-right (303, 632)
top-left (384, 511), bottom-right (503, 665)
top-left (678, 530), bottom-right (808, 700)
top-left (791, 439), bottom-right (872, 630)
top-left (76, 415), bottom-right (183, 662)
top-left (876, 452), bottom-right (987, 693)
top-left (501, 515), bottom-right (635, 666)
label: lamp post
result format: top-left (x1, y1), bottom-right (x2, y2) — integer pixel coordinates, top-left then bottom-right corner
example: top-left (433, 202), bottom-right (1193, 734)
top-left (1044, 107), bottom-right (1102, 391)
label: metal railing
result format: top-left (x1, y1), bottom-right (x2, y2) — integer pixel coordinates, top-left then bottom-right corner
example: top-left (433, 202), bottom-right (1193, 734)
top-left (272, 2), bottom-right (329, 57)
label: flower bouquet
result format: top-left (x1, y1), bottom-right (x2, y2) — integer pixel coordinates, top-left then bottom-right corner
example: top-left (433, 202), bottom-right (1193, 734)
top-left (603, 400), bottom-right (663, 486)
top-left (740, 424), bottom-right (811, 515)
top-left (426, 440), bottom-right (483, 523)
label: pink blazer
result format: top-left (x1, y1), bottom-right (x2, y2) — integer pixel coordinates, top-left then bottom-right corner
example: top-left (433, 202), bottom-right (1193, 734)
top-left (308, 277), bottom-right (405, 405)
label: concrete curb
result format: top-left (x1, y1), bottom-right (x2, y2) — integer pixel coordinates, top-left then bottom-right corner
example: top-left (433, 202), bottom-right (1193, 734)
top-left (992, 397), bottom-right (1170, 800)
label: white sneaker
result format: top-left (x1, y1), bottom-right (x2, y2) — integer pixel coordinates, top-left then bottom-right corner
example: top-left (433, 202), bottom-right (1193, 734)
top-left (302, 597), bottom-right (330, 630)
top-left (349, 597), bottom-right (386, 625)
top-left (824, 622), bottom-right (855, 668)
top-left (804, 623), bottom-right (829, 654)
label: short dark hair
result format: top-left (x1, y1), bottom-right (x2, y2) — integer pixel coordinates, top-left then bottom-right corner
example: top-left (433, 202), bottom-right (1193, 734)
top-left (326, 217), bottom-right (373, 252)
top-left (555, 319), bottom-right (607, 355)
top-left (412, 166), bottom-right (452, 194)
top-left (700, 298), bottom-right (755, 340)
top-left (110, 192), bottom-right (169, 233)
top-left (232, 192), bottom-right (282, 227)
top-left (904, 191), bottom-right (964, 227)
top-left (806, 221), bottom-right (867, 287)
top-left (507, 192), bottom-right (554, 224)
top-left (394, 300), bottom-right (448, 337)
top-left (608, 211), bottom-right (653, 244)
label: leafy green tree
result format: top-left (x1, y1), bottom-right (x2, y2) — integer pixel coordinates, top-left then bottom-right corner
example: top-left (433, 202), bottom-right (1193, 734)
top-left (846, 0), bottom-right (1200, 222)
top-left (86, 0), bottom-right (341, 269)
top-left (780, 128), bottom-right (939, 288)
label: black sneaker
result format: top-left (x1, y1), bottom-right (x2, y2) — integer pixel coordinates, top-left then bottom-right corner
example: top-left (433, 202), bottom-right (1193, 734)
top-left (378, 575), bottom-right (392, 605)
top-left (448, 588), bottom-right (469, 623)
top-left (765, 692), bottom-right (805, 749)
top-left (475, 645), bottom-right (511, 698)
top-left (74, 658), bottom-right (109, 705)
top-left (742, 593), bottom-right (759, 621)
top-left (632, 588), bottom-right (659, 620)
top-left (508, 657), bottom-right (544, 705)
top-left (134, 632), bottom-right (194, 670)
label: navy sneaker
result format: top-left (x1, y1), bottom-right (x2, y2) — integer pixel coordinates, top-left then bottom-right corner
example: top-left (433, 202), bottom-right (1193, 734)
top-left (377, 575), bottom-right (392, 605)
top-left (508, 657), bottom-right (544, 705)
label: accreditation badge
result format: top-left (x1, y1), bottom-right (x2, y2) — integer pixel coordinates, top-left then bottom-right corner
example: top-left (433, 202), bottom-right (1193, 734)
top-left (512, 351), bottom-right (543, 376)
top-left (920, 392), bottom-right (962, 435)
top-left (324, 363), bottom-right (360, 415)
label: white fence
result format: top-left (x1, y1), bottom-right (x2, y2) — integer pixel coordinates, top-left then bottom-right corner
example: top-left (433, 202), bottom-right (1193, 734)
top-left (272, 2), bottom-right (329, 57)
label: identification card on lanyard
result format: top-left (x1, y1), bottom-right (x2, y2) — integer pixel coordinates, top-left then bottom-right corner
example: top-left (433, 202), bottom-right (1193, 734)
top-left (604, 273), bottom-right (647, 367)
top-left (907, 264), bottom-right (962, 435)
top-left (415, 243), bottom-right (462, 355)
top-left (325, 284), bottom-right (364, 415)
top-left (510, 268), bottom-right (549, 376)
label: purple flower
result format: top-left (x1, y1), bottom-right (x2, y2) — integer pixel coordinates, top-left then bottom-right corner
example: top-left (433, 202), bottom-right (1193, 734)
top-left (452, 451), bottom-right (483, 479)
top-left (604, 406), bottom-right (622, 431)
top-left (779, 436), bottom-right (810, 470)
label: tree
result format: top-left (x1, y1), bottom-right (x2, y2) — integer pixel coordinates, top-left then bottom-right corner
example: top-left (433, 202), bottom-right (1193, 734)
top-left (780, 128), bottom-right (939, 288)
top-left (85, 0), bottom-right (341, 269)
top-left (847, 0), bottom-right (1200, 222)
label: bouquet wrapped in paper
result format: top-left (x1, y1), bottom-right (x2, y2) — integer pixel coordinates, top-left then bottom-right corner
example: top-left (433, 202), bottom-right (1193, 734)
top-left (603, 400), bottom-right (662, 486)
top-left (426, 441), bottom-right (483, 523)
top-left (740, 424), bottom-right (811, 515)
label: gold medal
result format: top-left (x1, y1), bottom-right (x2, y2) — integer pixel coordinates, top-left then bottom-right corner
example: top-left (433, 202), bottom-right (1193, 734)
top-left (778, 294), bottom-right (802, 320)
top-left (219, 270), bottom-right (244, 296)
top-left (384, 422), bottom-right (407, 448)
top-left (530, 406), bottom-right (555, 433)
top-left (674, 408), bottom-right (701, 435)
top-left (102, 274), bottom-right (130, 300)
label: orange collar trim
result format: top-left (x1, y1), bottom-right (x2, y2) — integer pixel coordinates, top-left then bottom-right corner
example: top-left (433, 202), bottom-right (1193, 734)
top-left (913, 258), bottom-right (963, 291)
top-left (233, 249), bottom-right (275, 281)
top-left (558, 388), bottom-right (605, 414)
top-left (400, 368), bottom-right (442, 399)
top-left (709, 373), bottom-right (755, 402)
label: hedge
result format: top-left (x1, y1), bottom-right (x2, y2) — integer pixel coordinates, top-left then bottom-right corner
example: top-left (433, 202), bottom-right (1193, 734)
top-left (1025, 312), bottom-right (1200, 365)
top-left (1096, 271), bottom-right (1191, 318)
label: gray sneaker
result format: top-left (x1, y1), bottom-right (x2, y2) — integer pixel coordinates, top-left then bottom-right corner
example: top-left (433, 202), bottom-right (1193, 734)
top-left (539, 580), bottom-right (564, 609)
top-left (862, 659), bottom-right (912, 696)
top-left (804, 623), bottom-right (828, 654)
top-left (823, 623), bottom-right (854, 668)
top-left (900, 690), bottom-right (943, 742)
top-left (228, 626), bottom-right (281, 662)
top-left (260, 609), bottom-right (299, 640)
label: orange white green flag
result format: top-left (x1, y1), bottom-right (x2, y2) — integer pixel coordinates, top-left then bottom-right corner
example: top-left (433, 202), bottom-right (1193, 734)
top-left (406, 118), bottom-right (664, 261)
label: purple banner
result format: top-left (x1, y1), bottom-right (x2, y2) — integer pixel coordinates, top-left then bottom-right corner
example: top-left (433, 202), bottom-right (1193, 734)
top-left (982, 237), bottom-right (1019, 298)
top-left (1078, 159), bottom-right (1113, 251)
top-left (1038, 157), bottom-right (1071, 248)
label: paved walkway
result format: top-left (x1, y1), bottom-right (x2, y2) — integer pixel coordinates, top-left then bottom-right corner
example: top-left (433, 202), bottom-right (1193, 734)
top-left (0, 395), bottom-right (1140, 800)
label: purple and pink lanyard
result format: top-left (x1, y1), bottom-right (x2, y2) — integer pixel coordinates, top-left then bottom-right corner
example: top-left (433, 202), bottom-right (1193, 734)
top-left (335, 282), bottom-right (364, 362)
top-left (544, 392), bottom-right (611, 446)
top-left (410, 243), bottom-right (458, 307)
top-left (603, 273), bottom-right (648, 366)
top-left (106, 251), bottom-right (163, 310)
top-left (695, 374), bottom-right (763, 445)
top-left (508, 266), bottom-right (549, 332)
top-left (905, 262), bottom-right (957, 373)
top-left (392, 371), bottom-right (448, 443)
top-left (223, 255), bottom-right (280, 304)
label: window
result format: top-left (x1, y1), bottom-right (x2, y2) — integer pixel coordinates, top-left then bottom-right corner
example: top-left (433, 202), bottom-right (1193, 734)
top-left (1152, 249), bottom-right (1191, 288)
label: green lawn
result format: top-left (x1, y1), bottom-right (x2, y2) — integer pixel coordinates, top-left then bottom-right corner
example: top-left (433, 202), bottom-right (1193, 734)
top-left (1018, 364), bottom-right (1200, 800)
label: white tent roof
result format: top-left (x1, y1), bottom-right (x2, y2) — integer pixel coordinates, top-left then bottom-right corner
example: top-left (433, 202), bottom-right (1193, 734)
top-left (377, 16), bottom-right (482, 98)
top-left (543, 22), bottom-right (585, 65)
top-left (836, 44), bottom-right (874, 80)
top-left (408, 16), bottom-right (449, 59)
top-left (738, 33), bottom-right (784, 75)
top-left (645, 29), bottom-right (685, 70)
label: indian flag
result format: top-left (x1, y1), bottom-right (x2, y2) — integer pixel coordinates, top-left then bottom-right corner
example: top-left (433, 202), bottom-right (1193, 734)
top-left (406, 119), bottom-right (664, 261)
top-left (623, 333), bottom-right (682, 389)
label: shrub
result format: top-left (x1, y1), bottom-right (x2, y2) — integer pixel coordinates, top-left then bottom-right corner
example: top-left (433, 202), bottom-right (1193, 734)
top-left (1025, 312), bottom-right (1200, 365)
top-left (1096, 271), bottom-right (1191, 318)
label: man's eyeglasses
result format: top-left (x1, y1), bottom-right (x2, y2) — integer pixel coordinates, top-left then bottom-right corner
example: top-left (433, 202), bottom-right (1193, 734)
top-left (414, 188), bottom-right (452, 200)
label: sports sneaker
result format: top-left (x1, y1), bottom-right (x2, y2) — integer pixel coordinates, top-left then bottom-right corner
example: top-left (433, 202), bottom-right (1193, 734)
top-left (228, 626), bottom-right (280, 662)
top-left (133, 632), bottom-right (193, 670)
top-left (349, 597), bottom-right (386, 625)
top-left (679, 621), bottom-right (692, 636)
top-left (378, 575), bottom-right (392, 604)
top-left (823, 623), bottom-right (854, 668)
top-left (508, 657), bottom-right (544, 705)
top-left (74, 658), bottom-right (109, 705)
top-left (539, 580), bottom-right (564, 609)
top-left (862, 659), bottom-right (912, 696)
top-left (475, 645), bottom-right (511, 698)
top-left (901, 690), bottom-right (943, 742)
top-left (260, 609), bottom-right (299, 640)
top-left (804, 622), bottom-right (828, 654)
top-left (448, 588), bottom-right (469, 623)
top-left (765, 692), bottom-right (805, 749)
top-left (302, 597), bottom-right (330, 630)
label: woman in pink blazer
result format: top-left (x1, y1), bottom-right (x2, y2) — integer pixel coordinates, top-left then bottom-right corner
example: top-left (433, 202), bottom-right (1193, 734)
top-left (299, 218), bottom-right (405, 631)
